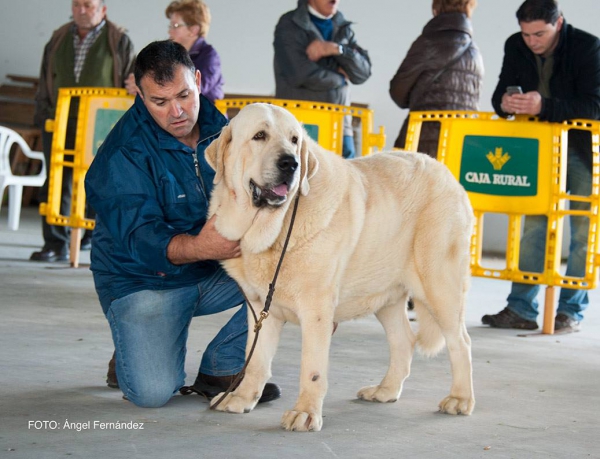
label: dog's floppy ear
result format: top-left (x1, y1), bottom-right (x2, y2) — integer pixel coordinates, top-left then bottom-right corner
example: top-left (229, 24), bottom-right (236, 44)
top-left (205, 124), bottom-right (232, 184)
top-left (299, 130), bottom-right (319, 196)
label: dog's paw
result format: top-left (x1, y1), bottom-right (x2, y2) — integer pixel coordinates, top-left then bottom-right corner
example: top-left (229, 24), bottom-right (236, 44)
top-left (281, 409), bottom-right (323, 432)
top-left (209, 391), bottom-right (258, 414)
top-left (357, 385), bottom-right (399, 403)
top-left (438, 395), bottom-right (475, 415)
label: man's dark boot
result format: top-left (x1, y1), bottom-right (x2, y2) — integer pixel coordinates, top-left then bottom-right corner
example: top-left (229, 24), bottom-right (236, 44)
top-left (180, 372), bottom-right (281, 403)
top-left (107, 352), bottom-right (119, 389)
top-left (481, 307), bottom-right (538, 330)
top-left (554, 313), bottom-right (581, 333)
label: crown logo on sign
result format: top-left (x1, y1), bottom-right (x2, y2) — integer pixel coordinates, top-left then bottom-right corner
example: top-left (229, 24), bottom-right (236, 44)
top-left (486, 147), bottom-right (511, 171)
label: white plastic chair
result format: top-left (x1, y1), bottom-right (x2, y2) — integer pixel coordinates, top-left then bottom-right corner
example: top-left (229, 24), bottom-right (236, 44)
top-left (0, 126), bottom-right (46, 230)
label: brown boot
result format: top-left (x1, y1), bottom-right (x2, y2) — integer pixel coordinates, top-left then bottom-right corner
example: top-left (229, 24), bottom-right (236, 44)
top-left (106, 352), bottom-right (119, 389)
top-left (481, 307), bottom-right (538, 330)
top-left (554, 313), bottom-right (581, 333)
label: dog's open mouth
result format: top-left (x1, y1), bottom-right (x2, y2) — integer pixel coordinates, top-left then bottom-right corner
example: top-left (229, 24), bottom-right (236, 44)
top-left (250, 179), bottom-right (289, 207)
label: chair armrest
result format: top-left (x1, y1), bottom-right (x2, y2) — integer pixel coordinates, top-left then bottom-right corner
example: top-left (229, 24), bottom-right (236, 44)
top-left (24, 150), bottom-right (44, 162)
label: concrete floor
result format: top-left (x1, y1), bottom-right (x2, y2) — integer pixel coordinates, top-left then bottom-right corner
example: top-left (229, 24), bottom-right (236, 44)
top-left (1, 206), bottom-right (599, 459)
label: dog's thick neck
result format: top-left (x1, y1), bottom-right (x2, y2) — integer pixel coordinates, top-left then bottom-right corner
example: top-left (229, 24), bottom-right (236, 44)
top-left (210, 181), bottom-right (257, 242)
top-left (209, 176), bottom-right (297, 253)
top-left (242, 191), bottom-right (298, 253)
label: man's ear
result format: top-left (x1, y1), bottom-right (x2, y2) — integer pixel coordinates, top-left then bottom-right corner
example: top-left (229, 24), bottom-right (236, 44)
top-left (299, 130), bottom-right (319, 196)
top-left (195, 69), bottom-right (202, 92)
top-left (205, 124), bottom-right (231, 184)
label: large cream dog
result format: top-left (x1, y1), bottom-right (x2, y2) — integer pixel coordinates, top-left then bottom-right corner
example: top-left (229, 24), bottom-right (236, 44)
top-left (205, 103), bottom-right (475, 432)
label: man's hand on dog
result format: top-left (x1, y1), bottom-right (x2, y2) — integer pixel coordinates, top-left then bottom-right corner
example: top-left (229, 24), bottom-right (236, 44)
top-left (167, 215), bottom-right (241, 264)
top-left (196, 215), bottom-right (241, 260)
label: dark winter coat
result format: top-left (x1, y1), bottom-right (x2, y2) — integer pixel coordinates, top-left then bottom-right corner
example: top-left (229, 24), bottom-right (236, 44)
top-left (273, 0), bottom-right (371, 136)
top-left (389, 12), bottom-right (483, 157)
top-left (85, 96), bottom-right (226, 309)
top-left (492, 20), bottom-right (600, 165)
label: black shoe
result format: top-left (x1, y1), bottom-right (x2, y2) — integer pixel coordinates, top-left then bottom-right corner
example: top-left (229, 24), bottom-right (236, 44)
top-left (30, 248), bottom-right (69, 262)
top-left (107, 352), bottom-right (119, 389)
top-left (481, 307), bottom-right (538, 330)
top-left (554, 313), bottom-right (580, 333)
top-left (180, 372), bottom-right (281, 404)
top-left (80, 235), bottom-right (92, 251)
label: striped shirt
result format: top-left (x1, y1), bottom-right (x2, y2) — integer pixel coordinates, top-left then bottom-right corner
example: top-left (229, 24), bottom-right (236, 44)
top-left (72, 19), bottom-right (106, 83)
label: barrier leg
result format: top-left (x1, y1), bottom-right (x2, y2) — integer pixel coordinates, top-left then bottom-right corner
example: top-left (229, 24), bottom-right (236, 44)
top-left (70, 227), bottom-right (81, 268)
top-left (542, 286), bottom-right (556, 335)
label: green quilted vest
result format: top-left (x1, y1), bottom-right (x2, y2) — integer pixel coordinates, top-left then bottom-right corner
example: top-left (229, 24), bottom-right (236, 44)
top-left (53, 26), bottom-right (114, 98)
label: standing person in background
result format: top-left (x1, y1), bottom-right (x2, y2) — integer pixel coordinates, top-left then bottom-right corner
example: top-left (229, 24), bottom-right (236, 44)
top-left (389, 0), bottom-right (483, 158)
top-left (31, 0), bottom-right (136, 262)
top-left (482, 0), bottom-right (600, 332)
top-left (166, 0), bottom-right (224, 103)
top-left (273, 0), bottom-right (371, 159)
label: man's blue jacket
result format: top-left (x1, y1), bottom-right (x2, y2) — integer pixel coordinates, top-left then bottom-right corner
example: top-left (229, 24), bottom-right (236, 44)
top-left (84, 94), bottom-right (227, 310)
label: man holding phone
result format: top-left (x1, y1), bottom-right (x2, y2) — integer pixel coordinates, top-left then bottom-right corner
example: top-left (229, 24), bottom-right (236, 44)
top-left (483, 0), bottom-right (600, 332)
top-left (506, 86), bottom-right (522, 96)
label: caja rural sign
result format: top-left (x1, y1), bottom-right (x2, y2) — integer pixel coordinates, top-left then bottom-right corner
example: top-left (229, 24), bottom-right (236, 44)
top-left (459, 135), bottom-right (539, 196)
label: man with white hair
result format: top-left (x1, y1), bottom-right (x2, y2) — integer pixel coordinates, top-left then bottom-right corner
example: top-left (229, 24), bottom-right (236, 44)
top-left (273, 0), bottom-right (371, 159)
top-left (32, 0), bottom-right (136, 262)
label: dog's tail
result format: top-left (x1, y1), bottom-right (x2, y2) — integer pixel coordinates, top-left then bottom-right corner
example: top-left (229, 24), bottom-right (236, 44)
top-left (413, 303), bottom-right (446, 357)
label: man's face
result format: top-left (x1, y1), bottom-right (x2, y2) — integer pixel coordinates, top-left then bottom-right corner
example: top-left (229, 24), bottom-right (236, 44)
top-left (72, 0), bottom-right (106, 31)
top-left (139, 65), bottom-right (202, 142)
top-left (519, 16), bottom-right (563, 57)
top-left (307, 0), bottom-right (339, 18)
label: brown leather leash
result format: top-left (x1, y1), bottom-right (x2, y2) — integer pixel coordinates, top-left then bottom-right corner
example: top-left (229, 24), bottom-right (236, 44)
top-left (210, 193), bottom-right (301, 410)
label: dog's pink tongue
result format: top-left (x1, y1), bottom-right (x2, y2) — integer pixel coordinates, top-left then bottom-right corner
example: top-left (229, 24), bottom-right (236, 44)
top-left (272, 184), bottom-right (288, 196)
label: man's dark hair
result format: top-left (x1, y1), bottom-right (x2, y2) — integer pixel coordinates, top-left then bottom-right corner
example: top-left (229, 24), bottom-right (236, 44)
top-left (134, 40), bottom-right (195, 89)
top-left (516, 0), bottom-right (561, 24)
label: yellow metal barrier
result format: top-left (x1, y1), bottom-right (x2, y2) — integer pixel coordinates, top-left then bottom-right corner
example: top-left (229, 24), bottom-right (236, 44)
top-left (41, 87), bottom-right (134, 231)
top-left (406, 111), bottom-right (600, 333)
top-left (40, 87), bottom-right (134, 266)
top-left (215, 98), bottom-right (385, 156)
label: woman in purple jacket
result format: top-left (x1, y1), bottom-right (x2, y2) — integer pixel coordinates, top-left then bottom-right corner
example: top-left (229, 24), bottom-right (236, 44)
top-left (166, 0), bottom-right (224, 102)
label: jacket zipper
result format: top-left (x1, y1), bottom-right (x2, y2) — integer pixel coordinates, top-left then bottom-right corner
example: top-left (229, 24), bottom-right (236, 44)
top-left (191, 151), bottom-right (206, 199)
top-left (193, 131), bottom-right (220, 198)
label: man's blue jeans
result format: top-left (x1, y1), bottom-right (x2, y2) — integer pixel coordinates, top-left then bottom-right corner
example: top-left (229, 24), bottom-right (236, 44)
top-left (507, 150), bottom-right (591, 322)
top-left (104, 268), bottom-right (247, 408)
top-left (343, 135), bottom-right (356, 159)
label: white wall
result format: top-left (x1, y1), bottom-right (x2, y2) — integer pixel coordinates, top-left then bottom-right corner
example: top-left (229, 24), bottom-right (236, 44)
top-left (3, 0), bottom-right (598, 145)
top-left (1, 0), bottom-right (598, 252)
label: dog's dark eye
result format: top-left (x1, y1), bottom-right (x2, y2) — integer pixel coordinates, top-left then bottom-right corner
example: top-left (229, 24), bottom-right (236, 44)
top-left (253, 131), bottom-right (266, 141)
top-left (291, 136), bottom-right (298, 145)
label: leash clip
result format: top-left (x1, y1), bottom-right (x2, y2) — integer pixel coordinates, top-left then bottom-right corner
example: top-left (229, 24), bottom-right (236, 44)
top-left (254, 310), bottom-right (269, 332)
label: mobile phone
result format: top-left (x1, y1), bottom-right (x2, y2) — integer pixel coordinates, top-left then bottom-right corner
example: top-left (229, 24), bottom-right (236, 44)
top-left (507, 86), bottom-right (523, 95)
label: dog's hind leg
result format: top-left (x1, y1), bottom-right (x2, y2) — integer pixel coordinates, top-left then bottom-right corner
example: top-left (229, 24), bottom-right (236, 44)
top-left (357, 296), bottom-right (416, 403)
top-left (419, 282), bottom-right (475, 416)
top-left (437, 319), bottom-right (474, 415)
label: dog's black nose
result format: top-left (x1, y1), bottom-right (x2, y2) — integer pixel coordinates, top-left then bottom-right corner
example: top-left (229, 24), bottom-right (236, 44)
top-left (277, 154), bottom-right (298, 172)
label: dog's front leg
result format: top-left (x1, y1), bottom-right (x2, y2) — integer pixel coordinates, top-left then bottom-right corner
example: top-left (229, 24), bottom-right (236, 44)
top-left (210, 302), bottom-right (284, 414)
top-left (281, 309), bottom-right (334, 432)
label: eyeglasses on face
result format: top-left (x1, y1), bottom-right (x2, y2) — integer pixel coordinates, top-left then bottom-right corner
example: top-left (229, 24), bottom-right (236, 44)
top-left (168, 22), bottom-right (188, 30)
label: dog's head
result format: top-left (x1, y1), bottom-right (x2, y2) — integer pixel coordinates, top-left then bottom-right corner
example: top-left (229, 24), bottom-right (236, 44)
top-left (206, 103), bottom-right (318, 209)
